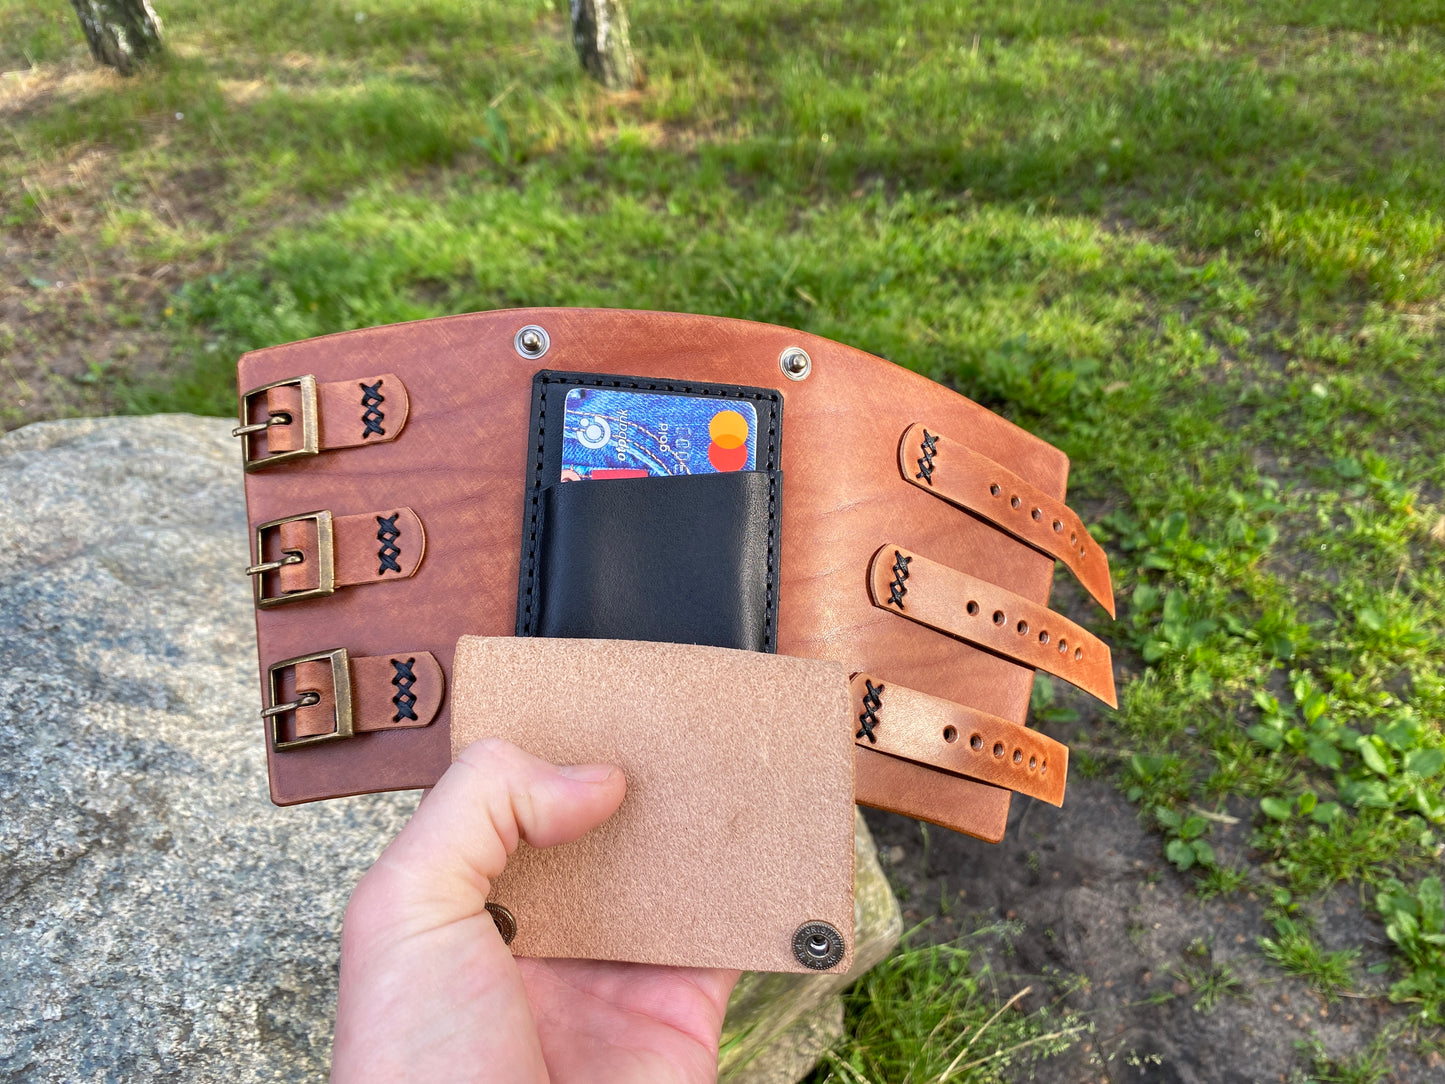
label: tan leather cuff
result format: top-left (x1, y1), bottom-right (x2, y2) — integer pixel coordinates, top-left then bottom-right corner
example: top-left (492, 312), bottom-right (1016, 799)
top-left (868, 544), bottom-right (1118, 708)
top-left (233, 373), bottom-right (409, 470)
top-left (900, 423), bottom-right (1115, 616)
top-left (264, 648), bottom-right (443, 751)
top-left (247, 507), bottom-right (425, 608)
top-left (851, 673), bottom-right (1067, 806)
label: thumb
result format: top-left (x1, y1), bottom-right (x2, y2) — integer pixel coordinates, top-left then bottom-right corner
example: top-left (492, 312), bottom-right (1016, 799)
top-left (358, 736), bottom-right (626, 931)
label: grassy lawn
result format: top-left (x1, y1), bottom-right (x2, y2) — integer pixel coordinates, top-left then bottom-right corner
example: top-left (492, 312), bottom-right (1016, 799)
top-left (4, 0), bottom-right (1444, 1078)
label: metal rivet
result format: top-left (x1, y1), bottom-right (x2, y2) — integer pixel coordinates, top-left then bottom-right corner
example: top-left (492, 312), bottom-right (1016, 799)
top-left (514, 325), bottom-right (550, 359)
top-left (485, 901), bottom-right (516, 945)
top-left (779, 346), bottom-right (812, 381)
top-left (792, 920), bottom-right (845, 970)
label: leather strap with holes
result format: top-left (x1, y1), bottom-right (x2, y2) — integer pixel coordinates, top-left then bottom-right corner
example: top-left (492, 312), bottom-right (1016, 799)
top-left (280, 507), bottom-right (424, 593)
top-left (899, 423), bottom-right (1115, 616)
top-left (274, 650), bottom-right (443, 745)
top-left (868, 544), bottom-right (1117, 707)
top-left (851, 673), bottom-right (1068, 806)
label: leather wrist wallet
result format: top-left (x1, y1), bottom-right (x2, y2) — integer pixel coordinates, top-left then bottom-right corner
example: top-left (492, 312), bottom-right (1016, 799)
top-left (235, 308), bottom-right (1117, 844)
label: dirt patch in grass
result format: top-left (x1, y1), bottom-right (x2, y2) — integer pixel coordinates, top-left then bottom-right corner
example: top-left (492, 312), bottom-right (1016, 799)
top-left (866, 773), bottom-right (1442, 1083)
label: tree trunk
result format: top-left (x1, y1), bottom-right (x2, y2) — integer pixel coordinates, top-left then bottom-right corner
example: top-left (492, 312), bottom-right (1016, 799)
top-left (70, 0), bottom-right (164, 76)
top-left (570, 0), bottom-right (638, 91)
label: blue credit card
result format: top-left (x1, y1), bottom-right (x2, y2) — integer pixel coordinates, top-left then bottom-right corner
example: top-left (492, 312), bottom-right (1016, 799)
top-left (561, 388), bottom-right (758, 480)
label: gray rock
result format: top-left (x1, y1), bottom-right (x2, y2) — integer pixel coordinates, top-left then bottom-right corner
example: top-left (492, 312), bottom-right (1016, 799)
top-left (0, 416), bottom-right (901, 1083)
top-left (0, 416), bottom-right (419, 1082)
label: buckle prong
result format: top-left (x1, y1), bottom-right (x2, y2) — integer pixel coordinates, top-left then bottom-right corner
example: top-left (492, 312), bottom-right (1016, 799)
top-left (260, 691), bottom-right (320, 718)
top-left (265, 649), bottom-right (354, 751)
top-left (245, 551), bottom-right (303, 577)
top-left (235, 376), bottom-right (318, 471)
top-left (231, 413), bottom-right (293, 438)
top-left (250, 510), bottom-right (336, 609)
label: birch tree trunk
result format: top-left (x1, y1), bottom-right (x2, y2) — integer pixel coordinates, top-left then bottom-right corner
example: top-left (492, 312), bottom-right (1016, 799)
top-left (70, 0), bottom-right (164, 76)
top-left (570, 0), bottom-right (638, 91)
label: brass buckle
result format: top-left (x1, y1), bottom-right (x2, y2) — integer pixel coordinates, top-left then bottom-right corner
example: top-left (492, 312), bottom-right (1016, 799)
top-left (233, 375), bottom-right (319, 471)
top-left (247, 510), bottom-right (336, 609)
top-left (264, 648), bottom-right (353, 752)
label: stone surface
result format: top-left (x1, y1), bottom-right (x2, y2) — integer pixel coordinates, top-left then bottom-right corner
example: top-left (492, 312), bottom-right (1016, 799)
top-left (0, 415), bottom-right (901, 1082)
top-left (724, 999), bottom-right (845, 1084)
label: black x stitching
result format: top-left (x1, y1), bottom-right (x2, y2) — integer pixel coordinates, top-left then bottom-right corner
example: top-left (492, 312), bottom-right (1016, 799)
top-left (376, 514), bottom-right (402, 574)
top-left (391, 657), bottom-right (417, 722)
top-left (887, 551), bottom-right (911, 608)
top-left (915, 429), bottom-right (938, 485)
top-left (856, 680), bottom-right (885, 743)
top-left (360, 381), bottom-right (386, 438)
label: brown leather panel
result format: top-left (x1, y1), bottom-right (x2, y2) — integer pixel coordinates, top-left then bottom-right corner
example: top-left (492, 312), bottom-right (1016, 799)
top-left (855, 745), bottom-right (1011, 843)
top-left (452, 637), bottom-right (855, 973)
top-left (868, 544), bottom-right (1118, 708)
top-left (900, 423), bottom-right (1115, 617)
top-left (851, 673), bottom-right (1068, 806)
top-left (240, 308), bottom-right (1074, 825)
top-left (261, 373), bottom-right (408, 456)
top-left (274, 507), bottom-right (424, 593)
top-left (278, 651), bottom-right (442, 743)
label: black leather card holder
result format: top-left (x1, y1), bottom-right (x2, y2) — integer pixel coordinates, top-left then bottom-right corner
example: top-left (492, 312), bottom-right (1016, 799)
top-left (515, 371), bottom-right (783, 653)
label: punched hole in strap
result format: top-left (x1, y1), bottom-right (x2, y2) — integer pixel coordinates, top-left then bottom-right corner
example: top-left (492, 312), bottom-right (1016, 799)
top-left (898, 423), bottom-right (1115, 617)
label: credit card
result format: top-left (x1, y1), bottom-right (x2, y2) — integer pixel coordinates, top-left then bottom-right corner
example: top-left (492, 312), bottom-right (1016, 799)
top-left (561, 388), bottom-right (758, 480)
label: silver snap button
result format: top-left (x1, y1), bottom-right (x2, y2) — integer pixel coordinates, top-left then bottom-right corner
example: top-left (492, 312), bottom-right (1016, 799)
top-left (514, 325), bottom-right (550, 359)
top-left (779, 346), bottom-right (812, 381)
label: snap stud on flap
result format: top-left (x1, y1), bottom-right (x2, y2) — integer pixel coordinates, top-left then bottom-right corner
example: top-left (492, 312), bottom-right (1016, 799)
top-left (792, 921), bottom-right (845, 970)
top-left (486, 902), bottom-right (517, 945)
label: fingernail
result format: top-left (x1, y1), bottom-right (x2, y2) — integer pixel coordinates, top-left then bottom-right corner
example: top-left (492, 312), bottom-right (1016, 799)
top-left (557, 763), bottom-right (617, 783)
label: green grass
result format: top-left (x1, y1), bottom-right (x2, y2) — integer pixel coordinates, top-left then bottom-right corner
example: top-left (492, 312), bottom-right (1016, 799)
top-left (808, 930), bottom-right (1086, 1082)
top-left (6, 0), bottom-right (1445, 1068)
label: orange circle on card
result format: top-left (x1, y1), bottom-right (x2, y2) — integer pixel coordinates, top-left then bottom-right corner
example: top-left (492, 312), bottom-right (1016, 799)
top-left (707, 441), bottom-right (749, 472)
top-left (709, 409), bottom-right (748, 450)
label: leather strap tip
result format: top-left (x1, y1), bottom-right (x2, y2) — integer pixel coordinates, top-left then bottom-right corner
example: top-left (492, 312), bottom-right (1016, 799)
top-left (897, 423), bottom-right (1116, 618)
top-left (849, 673), bottom-right (1070, 806)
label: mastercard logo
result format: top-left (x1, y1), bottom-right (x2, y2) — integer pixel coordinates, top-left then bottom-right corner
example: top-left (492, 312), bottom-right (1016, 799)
top-left (706, 409), bottom-right (750, 471)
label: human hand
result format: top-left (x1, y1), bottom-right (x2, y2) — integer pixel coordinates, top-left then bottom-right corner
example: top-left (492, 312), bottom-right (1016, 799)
top-left (332, 738), bottom-right (741, 1083)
